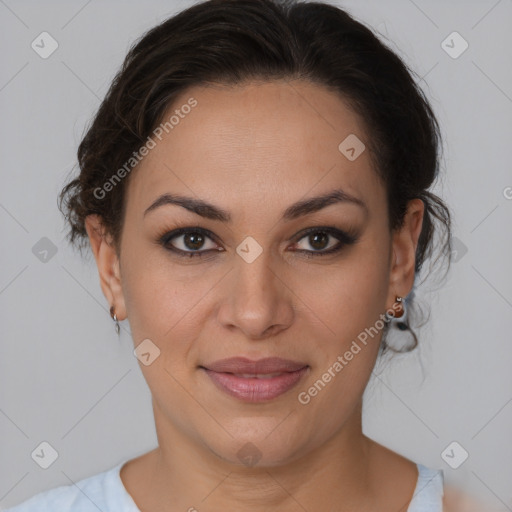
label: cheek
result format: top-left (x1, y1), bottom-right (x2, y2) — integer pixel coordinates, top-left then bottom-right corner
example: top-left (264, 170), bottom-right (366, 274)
top-left (310, 245), bottom-right (390, 340)
top-left (294, 236), bottom-right (391, 407)
top-left (294, 255), bottom-right (389, 435)
top-left (120, 247), bottom-right (222, 377)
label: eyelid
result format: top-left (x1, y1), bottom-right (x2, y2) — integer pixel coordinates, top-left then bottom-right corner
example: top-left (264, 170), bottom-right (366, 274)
top-left (291, 225), bottom-right (358, 244)
top-left (158, 226), bottom-right (221, 249)
top-left (157, 225), bottom-right (358, 258)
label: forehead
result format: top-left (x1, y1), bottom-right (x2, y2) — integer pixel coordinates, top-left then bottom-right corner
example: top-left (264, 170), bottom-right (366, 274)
top-left (126, 79), bottom-right (383, 220)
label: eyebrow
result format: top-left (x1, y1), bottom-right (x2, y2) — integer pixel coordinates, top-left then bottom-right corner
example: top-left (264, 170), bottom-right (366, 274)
top-left (143, 188), bottom-right (368, 222)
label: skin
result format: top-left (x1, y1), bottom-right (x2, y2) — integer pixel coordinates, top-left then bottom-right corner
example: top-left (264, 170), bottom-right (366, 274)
top-left (85, 79), bottom-right (425, 511)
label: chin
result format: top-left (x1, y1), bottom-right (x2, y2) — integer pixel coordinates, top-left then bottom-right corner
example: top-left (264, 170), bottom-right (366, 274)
top-left (203, 418), bottom-right (311, 469)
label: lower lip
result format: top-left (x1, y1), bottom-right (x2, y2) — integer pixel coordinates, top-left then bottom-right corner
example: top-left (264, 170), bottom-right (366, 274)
top-left (202, 367), bottom-right (309, 402)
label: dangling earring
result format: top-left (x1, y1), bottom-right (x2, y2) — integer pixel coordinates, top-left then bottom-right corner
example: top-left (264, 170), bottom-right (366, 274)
top-left (110, 305), bottom-right (120, 335)
top-left (383, 295), bottom-right (418, 352)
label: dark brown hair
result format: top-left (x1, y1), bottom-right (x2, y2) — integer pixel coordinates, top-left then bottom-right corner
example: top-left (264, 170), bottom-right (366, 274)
top-left (58, 0), bottom-right (451, 354)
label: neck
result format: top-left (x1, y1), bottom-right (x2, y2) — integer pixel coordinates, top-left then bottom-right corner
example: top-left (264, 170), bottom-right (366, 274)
top-left (134, 400), bottom-right (380, 512)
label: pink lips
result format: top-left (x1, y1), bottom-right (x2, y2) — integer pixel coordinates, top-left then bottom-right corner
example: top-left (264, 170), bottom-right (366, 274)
top-left (201, 357), bottom-right (309, 402)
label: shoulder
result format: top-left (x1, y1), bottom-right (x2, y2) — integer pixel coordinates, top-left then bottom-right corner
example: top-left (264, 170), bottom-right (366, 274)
top-left (4, 462), bottom-right (127, 512)
top-left (442, 485), bottom-right (492, 512)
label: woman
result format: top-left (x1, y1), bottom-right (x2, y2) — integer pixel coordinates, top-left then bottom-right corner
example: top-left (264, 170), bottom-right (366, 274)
top-left (7, 0), bottom-right (456, 510)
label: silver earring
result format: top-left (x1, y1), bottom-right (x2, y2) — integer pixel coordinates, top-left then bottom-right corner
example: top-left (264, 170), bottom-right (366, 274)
top-left (110, 306), bottom-right (120, 335)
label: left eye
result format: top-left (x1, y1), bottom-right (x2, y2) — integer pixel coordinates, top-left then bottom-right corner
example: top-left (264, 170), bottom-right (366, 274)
top-left (293, 230), bottom-right (340, 253)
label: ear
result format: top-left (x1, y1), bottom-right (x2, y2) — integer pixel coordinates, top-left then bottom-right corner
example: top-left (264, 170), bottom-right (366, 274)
top-left (386, 198), bottom-right (425, 306)
top-left (85, 214), bottom-right (126, 321)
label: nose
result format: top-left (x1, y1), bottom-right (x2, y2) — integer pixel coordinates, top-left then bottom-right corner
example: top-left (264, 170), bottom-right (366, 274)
top-left (216, 247), bottom-right (295, 340)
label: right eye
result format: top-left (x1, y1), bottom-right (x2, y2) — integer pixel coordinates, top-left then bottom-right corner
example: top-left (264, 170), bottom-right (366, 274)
top-left (159, 227), bottom-right (222, 258)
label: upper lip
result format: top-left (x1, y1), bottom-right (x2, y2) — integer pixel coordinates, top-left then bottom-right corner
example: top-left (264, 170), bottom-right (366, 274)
top-left (202, 357), bottom-right (308, 374)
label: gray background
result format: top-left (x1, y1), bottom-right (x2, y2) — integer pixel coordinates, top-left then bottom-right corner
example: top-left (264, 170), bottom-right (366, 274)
top-left (1, 0), bottom-right (511, 509)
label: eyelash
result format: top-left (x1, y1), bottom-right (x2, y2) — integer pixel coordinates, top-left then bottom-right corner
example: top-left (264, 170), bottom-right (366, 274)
top-left (157, 226), bottom-right (358, 259)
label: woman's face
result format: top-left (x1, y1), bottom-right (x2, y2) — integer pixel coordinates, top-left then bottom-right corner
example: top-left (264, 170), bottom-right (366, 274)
top-left (87, 79), bottom-right (423, 467)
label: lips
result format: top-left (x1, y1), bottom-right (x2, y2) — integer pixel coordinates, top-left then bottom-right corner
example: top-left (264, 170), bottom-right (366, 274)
top-left (203, 356), bottom-right (307, 374)
top-left (200, 357), bottom-right (309, 402)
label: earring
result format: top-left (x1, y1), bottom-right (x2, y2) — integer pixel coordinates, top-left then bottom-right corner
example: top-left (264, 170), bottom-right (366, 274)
top-left (385, 296), bottom-right (404, 321)
top-left (383, 295), bottom-right (418, 352)
top-left (110, 305), bottom-right (120, 335)
top-left (394, 296), bottom-right (404, 319)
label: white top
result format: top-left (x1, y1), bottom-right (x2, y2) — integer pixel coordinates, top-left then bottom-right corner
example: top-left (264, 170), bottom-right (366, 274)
top-left (5, 460), bottom-right (444, 511)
